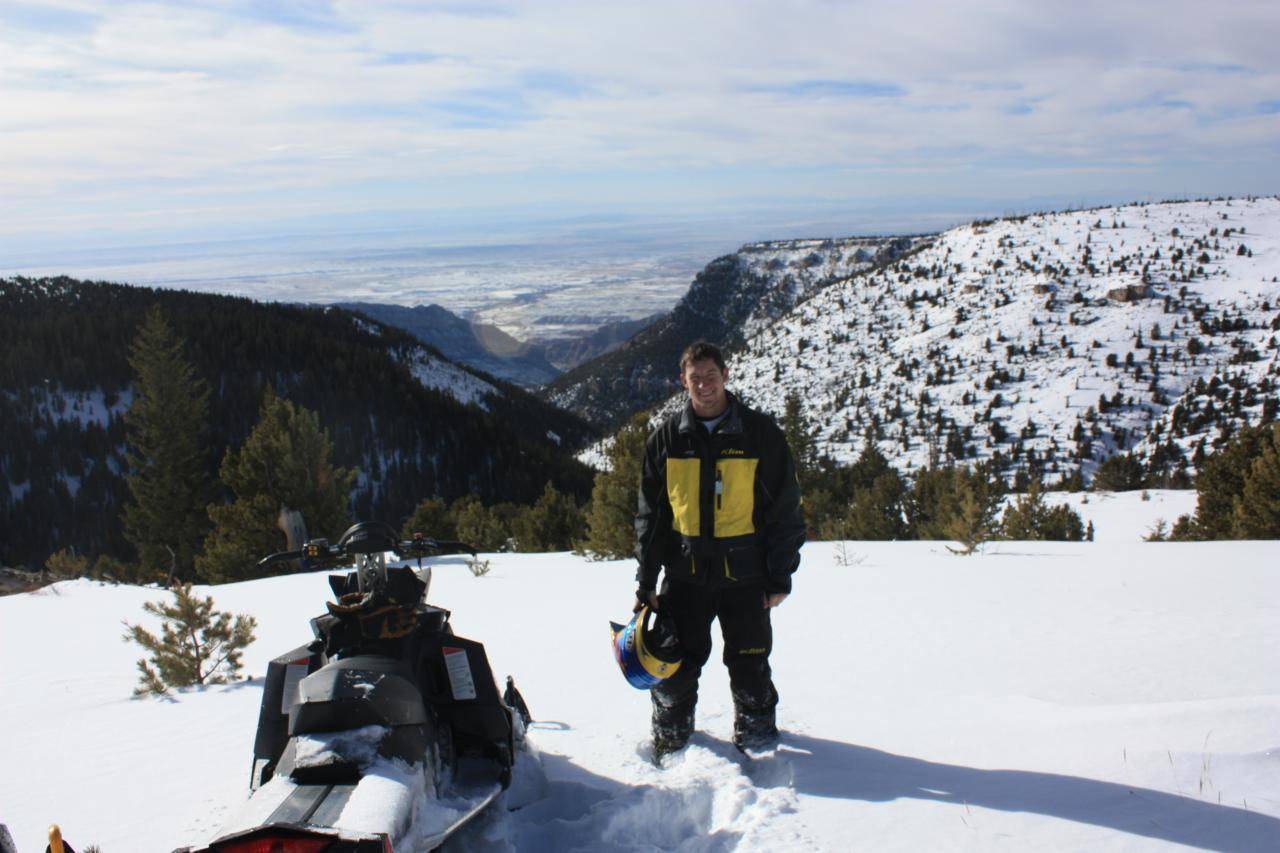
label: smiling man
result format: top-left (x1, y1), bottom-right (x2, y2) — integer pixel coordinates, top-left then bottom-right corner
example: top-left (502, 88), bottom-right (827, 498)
top-left (634, 340), bottom-right (806, 758)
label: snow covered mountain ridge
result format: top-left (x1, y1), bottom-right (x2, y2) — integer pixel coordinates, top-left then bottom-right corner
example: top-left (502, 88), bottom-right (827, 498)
top-left (543, 234), bottom-right (922, 428)
top-left (722, 197), bottom-right (1279, 483)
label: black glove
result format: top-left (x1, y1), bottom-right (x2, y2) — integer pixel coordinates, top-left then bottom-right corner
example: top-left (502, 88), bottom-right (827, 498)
top-left (633, 587), bottom-right (659, 613)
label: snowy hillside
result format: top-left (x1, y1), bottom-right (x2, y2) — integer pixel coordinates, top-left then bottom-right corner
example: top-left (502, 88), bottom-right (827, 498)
top-left (543, 234), bottom-right (922, 428)
top-left (340, 302), bottom-right (563, 387)
top-left (727, 236), bottom-right (925, 341)
top-left (401, 346), bottom-right (500, 411)
top-left (2, 491), bottom-right (1278, 852)
top-left (719, 197), bottom-right (1280, 482)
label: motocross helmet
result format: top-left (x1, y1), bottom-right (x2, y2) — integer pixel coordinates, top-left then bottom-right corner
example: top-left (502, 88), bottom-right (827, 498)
top-left (610, 605), bottom-right (683, 689)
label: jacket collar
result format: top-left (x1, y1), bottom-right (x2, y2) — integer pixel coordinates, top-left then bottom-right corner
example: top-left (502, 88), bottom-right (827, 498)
top-left (678, 391), bottom-right (744, 436)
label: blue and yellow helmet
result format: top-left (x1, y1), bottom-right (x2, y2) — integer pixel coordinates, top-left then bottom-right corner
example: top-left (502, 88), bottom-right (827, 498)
top-left (610, 605), bottom-right (683, 689)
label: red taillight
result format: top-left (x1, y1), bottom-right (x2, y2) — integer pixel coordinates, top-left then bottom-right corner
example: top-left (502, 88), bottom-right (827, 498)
top-left (215, 836), bottom-right (332, 853)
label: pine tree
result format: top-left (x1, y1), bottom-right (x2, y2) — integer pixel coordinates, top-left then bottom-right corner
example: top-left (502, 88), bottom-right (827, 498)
top-left (1191, 422), bottom-right (1272, 538)
top-left (123, 584), bottom-right (257, 696)
top-left (1232, 423), bottom-right (1280, 537)
top-left (511, 482), bottom-right (584, 551)
top-left (122, 307), bottom-right (215, 584)
top-left (1000, 480), bottom-right (1046, 540)
top-left (402, 496), bottom-right (453, 541)
top-left (806, 443), bottom-right (893, 535)
top-left (1000, 480), bottom-right (1085, 540)
top-left (906, 464), bottom-right (970, 539)
top-left (451, 496), bottom-right (512, 551)
top-left (197, 387), bottom-right (356, 581)
top-left (781, 392), bottom-right (818, 490)
top-left (906, 462), bottom-right (1002, 550)
top-left (944, 470), bottom-right (1002, 555)
top-left (822, 471), bottom-right (908, 540)
top-left (1091, 452), bottom-right (1146, 491)
top-left (579, 413), bottom-right (650, 559)
top-left (44, 547), bottom-right (89, 578)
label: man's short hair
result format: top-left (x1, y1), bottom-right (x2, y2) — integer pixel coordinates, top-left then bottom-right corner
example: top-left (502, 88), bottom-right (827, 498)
top-left (679, 341), bottom-right (726, 373)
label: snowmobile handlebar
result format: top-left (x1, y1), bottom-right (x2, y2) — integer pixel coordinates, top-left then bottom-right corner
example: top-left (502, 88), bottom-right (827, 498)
top-left (257, 530), bottom-right (477, 568)
top-left (397, 535), bottom-right (478, 559)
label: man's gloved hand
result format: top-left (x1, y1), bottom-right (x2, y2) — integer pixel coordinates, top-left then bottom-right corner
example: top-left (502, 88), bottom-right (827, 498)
top-left (633, 588), bottom-right (660, 613)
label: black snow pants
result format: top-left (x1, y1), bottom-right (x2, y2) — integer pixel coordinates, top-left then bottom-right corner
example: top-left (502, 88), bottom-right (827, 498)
top-left (650, 578), bottom-right (779, 747)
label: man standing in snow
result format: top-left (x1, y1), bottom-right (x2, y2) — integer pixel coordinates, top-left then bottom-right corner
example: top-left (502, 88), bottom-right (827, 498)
top-left (634, 341), bottom-right (806, 756)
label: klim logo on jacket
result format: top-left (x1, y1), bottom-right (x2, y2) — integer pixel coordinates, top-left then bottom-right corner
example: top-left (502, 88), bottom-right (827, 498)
top-left (720, 448), bottom-right (746, 456)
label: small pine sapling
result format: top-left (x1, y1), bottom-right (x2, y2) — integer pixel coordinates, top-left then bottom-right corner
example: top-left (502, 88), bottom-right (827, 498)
top-left (1144, 519), bottom-right (1169, 542)
top-left (123, 583), bottom-right (257, 696)
top-left (945, 485), bottom-right (1000, 555)
top-left (44, 547), bottom-right (89, 579)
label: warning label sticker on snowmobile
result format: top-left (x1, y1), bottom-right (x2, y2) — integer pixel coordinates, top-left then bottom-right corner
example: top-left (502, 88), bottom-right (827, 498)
top-left (281, 663), bottom-right (308, 714)
top-left (443, 646), bottom-right (477, 701)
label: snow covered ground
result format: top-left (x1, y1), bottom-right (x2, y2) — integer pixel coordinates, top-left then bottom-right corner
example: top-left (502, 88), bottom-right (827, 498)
top-left (1, 491), bottom-right (1278, 852)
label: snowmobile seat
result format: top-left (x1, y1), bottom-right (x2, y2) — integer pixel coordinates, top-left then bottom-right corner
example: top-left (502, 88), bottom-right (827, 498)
top-left (283, 655), bottom-right (434, 782)
top-left (290, 655), bottom-right (428, 735)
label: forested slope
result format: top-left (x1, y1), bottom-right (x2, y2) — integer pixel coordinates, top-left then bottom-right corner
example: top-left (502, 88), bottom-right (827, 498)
top-left (0, 276), bottom-right (595, 569)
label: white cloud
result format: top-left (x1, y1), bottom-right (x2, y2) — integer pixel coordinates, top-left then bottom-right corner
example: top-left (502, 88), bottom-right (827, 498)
top-left (0, 0), bottom-right (1277, 243)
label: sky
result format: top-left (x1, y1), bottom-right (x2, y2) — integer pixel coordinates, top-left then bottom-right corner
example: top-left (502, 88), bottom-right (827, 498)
top-left (2, 0), bottom-right (1279, 255)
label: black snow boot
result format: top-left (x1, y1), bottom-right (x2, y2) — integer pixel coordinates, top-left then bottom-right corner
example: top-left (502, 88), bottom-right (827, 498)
top-left (651, 700), bottom-right (695, 759)
top-left (732, 710), bottom-right (778, 753)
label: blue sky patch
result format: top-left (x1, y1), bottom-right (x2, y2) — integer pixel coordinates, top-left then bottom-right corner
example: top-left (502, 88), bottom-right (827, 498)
top-left (763, 79), bottom-right (907, 99)
top-left (0, 1), bottom-right (101, 33)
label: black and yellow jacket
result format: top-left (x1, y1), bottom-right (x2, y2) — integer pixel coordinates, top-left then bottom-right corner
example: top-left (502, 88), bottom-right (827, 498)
top-left (635, 393), bottom-right (806, 594)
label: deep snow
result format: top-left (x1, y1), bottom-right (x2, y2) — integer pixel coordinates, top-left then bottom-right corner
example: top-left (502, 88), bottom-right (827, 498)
top-left (1, 491), bottom-right (1278, 852)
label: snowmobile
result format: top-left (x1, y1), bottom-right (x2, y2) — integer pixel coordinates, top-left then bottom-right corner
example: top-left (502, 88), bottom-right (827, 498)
top-left (177, 521), bottom-right (533, 853)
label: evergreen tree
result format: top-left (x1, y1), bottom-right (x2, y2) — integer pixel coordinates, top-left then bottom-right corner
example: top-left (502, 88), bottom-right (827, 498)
top-left (1042, 503), bottom-right (1086, 541)
top-left (908, 461), bottom-right (1003, 547)
top-left (1000, 480), bottom-right (1085, 541)
top-left (1091, 452), bottom-right (1146, 491)
top-left (122, 307), bottom-right (214, 583)
top-left (44, 547), bottom-right (89, 578)
top-left (451, 495), bottom-right (514, 551)
top-left (1232, 423), bottom-right (1280, 537)
top-left (197, 387), bottom-right (356, 581)
top-left (511, 482), bottom-right (584, 551)
top-left (781, 392), bottom-right (819, 490)
top-left (579, 413), bottom-right (649, 559)
top-left (806, 443), bottom-right (893, 535)
top-left (123, 583), bottom-right (257, 696)
top-left (821, 471), bottom-right (908, 540)
top-left (943, 468), bottom-right (1002, 554)
top-left (402, 496), bottom-right (453, 541)
top-left (1190, 422), bottom-right (1272, 538)
top-left (905, 464), bottom-right (960, 539)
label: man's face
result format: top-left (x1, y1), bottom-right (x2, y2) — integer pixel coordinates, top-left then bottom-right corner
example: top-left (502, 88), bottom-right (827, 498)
top-left (681, 358), bottom-right (729, 418)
